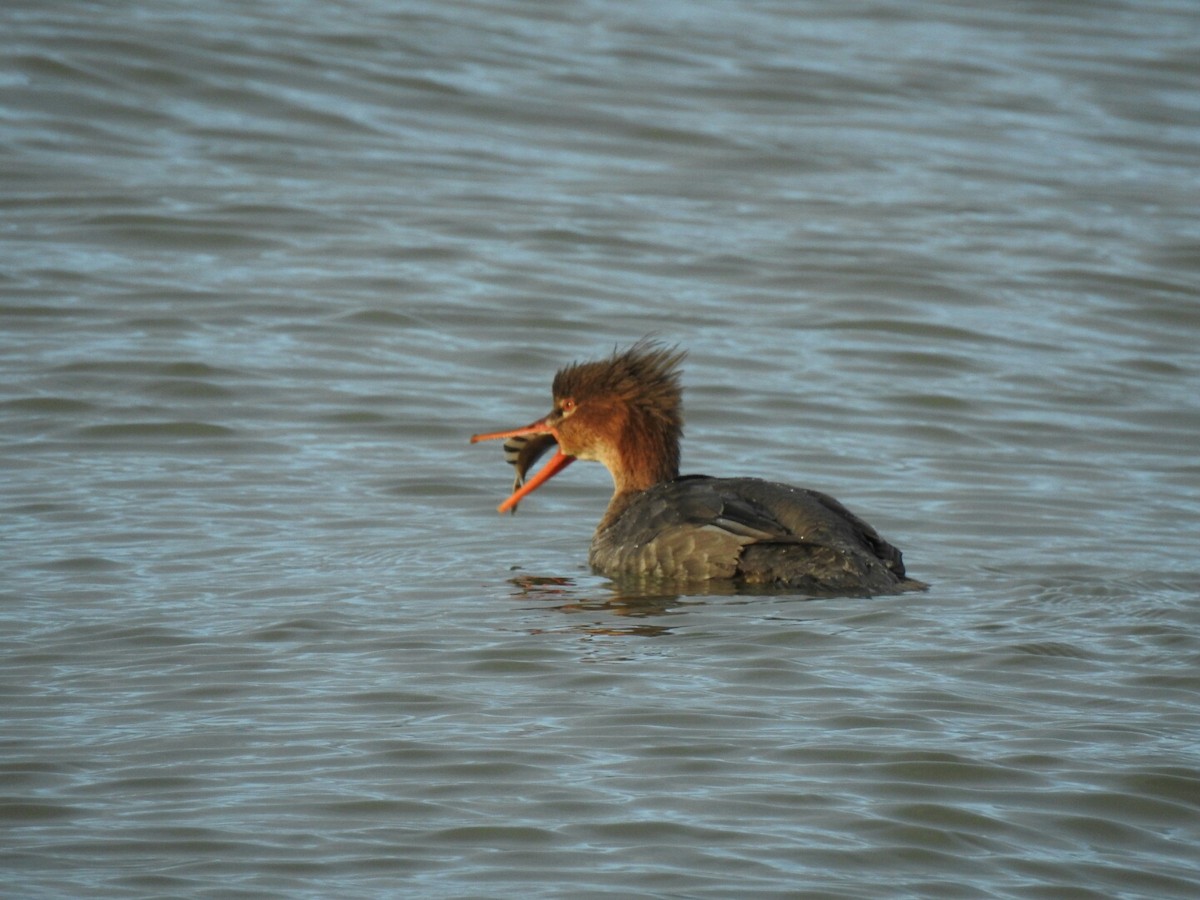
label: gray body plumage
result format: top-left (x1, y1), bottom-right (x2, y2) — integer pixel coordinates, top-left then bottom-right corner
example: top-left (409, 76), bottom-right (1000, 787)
top-left (589, 475), bottom-right (917, 594)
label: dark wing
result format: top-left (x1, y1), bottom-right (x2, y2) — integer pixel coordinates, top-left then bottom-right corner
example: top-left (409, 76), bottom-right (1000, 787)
top-left (725, 479), bottom-right (910, 592)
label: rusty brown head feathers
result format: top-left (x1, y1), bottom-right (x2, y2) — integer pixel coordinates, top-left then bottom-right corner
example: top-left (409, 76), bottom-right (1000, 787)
top-left (550, 340), bottom-right (686, 490)
top-left (469, 339), bottom-right (689, 512)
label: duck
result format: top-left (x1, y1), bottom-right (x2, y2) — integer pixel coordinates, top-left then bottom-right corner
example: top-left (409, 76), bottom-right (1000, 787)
top-left (471, 340), bottom-right (922, 595)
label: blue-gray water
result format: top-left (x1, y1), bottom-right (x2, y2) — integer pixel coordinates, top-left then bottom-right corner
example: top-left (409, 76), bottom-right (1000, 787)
top-left (3, 1), bottom-right (1199, 897)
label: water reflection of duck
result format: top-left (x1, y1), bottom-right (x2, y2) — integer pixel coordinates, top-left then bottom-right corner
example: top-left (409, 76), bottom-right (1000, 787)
top-left (472, 340), bottom-right (922, 595)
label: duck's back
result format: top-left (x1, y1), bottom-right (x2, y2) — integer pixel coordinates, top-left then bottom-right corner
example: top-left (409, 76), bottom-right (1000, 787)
top-left (589, 475), bottom-right (918, 594)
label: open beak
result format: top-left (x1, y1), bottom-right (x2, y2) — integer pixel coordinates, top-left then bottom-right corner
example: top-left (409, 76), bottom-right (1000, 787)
top-left (470, 415), bottom-right (576, 513)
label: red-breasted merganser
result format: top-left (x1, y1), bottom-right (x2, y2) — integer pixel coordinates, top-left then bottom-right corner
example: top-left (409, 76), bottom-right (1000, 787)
top-left (471, 341), bottom-right (922, 594)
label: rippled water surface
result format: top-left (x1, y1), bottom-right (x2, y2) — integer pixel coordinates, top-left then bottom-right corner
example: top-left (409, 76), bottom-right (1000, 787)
top-left (4, 1), bottom-right (1200, 897)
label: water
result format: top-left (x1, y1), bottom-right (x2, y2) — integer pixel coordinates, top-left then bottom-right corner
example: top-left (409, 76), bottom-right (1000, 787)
top-left (3, 1), bottom-right (1199, 897)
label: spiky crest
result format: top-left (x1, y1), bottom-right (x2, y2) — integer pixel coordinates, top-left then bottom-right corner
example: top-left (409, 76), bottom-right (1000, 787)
top-left (552, 339), bottom-right (686, 494)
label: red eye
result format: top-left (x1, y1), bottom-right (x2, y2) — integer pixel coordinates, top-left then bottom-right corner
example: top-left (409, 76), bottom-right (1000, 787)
top-left (561, 398), bottom-right (576, 413)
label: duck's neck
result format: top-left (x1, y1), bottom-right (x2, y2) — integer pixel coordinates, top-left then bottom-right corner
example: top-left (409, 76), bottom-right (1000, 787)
top-left (598, 419), bottom-right (679, 530)
top-left (615, 414), bottom-right (679, 491)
